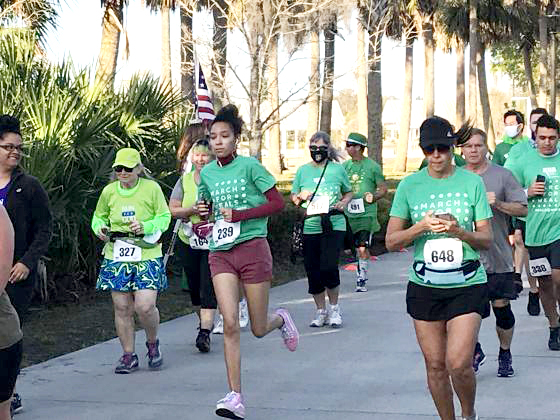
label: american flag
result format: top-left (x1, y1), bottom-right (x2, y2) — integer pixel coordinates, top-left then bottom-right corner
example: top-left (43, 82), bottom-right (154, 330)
top-left (195, 62), bottom-right (215, 122)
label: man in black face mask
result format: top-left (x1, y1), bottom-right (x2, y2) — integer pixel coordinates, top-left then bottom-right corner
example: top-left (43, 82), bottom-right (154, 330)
top-left (310, 144), bottom-right (329, 163)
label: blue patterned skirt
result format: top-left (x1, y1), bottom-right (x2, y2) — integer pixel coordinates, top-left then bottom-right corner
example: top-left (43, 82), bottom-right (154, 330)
top-left (96, 258), bottom-right (168, 292)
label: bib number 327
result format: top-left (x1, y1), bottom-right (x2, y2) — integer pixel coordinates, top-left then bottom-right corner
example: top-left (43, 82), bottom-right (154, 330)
top-left (212, 220), bottom-right (240, 247)
top-left (113, 240), bottom-right (142, 262)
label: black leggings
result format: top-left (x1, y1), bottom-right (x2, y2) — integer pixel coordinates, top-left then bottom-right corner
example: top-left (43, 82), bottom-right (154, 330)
top-left (303, 231), bottom-right (345, 295)
top-left (176, 240), bottom-right (217, 309)
top-left (6, 270), bottom-right (36, 324)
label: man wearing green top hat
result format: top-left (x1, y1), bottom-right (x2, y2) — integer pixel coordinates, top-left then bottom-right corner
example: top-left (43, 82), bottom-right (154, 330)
top-left (343, 133), bottom-right (387, 292)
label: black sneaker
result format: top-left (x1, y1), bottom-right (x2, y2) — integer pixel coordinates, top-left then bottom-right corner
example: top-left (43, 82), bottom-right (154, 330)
top-left (10, 393), bottom-right (22, 415)
top-left (146, 339), bottom-right (163, 369)
top-left (548, 327), bottom-right (560, 351)
top-left (527, 291), bottom-right (540, 316)
top-left (115, 352), bottom-right (139, 374)
top-left (196, 329), bottom-right (211, 353)
top-left (472, 342), bottom-right (486, 373)
top-left (497, 350), bottom-right (514, 377)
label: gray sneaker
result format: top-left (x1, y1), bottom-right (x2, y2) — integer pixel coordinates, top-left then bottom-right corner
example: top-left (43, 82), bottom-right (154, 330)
top-left (146, 339), bottom-right (163, 369)
top-left (115, 353), bottom-right (139, 374)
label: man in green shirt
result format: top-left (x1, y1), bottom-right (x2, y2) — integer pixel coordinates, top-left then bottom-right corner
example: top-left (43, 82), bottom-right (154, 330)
top-left (506, 114), bottom-right (560, 351)
top-left (343, 133), bottom-right (387, 292)
top-left (503, 108), bottom-right (548, 317)
top-left (492, 110), bottom-right (530, 166)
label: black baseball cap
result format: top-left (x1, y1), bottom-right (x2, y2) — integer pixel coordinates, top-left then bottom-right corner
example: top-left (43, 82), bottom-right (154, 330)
top-left (419, 116), bottom-right (458, 148)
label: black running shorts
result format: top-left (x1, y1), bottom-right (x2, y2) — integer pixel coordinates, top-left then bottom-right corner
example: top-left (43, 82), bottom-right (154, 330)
top-left (0, 339), bottom-right (22, 403)
top-left (406, 282), bottom-right (490, 321)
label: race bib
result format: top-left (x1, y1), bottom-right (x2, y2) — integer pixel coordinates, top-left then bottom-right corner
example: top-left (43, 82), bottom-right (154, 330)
top-left (347, 198), bottom-right (365, 214)
top-left (189, 234), bottom-right (209, 250)
top-left (113, 240), bottom-right (142, 262)
top-left (307, 195), bottom-right (330, 216)
top-left (423, 238), bottom-right (463, 271)
top-left (529, 257), bottom-right (552, 277)
top-left (212, 219), bottom-right (240, 247)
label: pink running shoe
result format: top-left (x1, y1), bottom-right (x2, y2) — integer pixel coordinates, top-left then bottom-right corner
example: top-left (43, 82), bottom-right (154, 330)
top-left (276, 308), bottom-right (299, 352)
top-left (216, 391), bottom-right (245, 419)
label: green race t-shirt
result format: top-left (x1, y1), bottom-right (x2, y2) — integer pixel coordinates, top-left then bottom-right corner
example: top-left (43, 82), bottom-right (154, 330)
top-left (177, 172), bottom-right (202, 245)
top-left (343, 157), bottom-right (385, 233)
top-left (492, 135), bottom-right (530, 166)
top-left (198, 156), bottom-right (276, 251)
top-left (291, 161), bottom-right (352, 234)
top-left (91, 178), bottom-right (171, 260)
top-left (505, 149), bottom-right (560, 246)
top-left (390, 167), bottom-right (492, 288)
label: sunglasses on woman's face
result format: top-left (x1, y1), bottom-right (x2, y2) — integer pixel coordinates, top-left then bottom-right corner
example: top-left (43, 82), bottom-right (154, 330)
top-left (114, 165), bottom-right (134, 173)
top-left (309, 145), bottom-right (328, 152)
top-left (345, 142), bottom-right (362, 148)
top-left (422, 144), bottom-right (451, 155)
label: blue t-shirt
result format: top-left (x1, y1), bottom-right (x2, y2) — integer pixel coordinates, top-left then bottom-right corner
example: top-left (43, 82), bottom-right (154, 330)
top-left (0, 182), bottom-right (10, 206)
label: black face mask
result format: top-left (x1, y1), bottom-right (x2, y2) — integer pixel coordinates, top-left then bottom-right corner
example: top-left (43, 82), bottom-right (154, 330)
top-left (310, 149), bottom-right (328, 163)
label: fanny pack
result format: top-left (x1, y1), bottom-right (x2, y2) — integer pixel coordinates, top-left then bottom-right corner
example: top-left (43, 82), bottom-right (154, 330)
top-left (413, 260), bottom-right (480, 285)
top-left (109, 231), bottom-right (161, 249)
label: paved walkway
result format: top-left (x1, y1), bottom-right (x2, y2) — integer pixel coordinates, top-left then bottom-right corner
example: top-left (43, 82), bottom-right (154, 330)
top-left (17, 250), bottom-right (560, 420)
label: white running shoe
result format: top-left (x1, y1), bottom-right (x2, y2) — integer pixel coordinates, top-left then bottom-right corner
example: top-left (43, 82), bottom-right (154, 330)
top-left (328, 304), bottom-right (342, 328)
top-left (212, 314), bottom-right (224, 334)
top-left (309, 309), bottom-right (328, 327)
top-left (239, 298), bottom-right (249, 328)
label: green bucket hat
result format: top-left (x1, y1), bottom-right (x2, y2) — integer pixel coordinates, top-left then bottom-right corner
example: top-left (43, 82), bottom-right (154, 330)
top-left (113, 148), bottom-right (141, 168)
top-left (347, 132), bottom-right (367, 147)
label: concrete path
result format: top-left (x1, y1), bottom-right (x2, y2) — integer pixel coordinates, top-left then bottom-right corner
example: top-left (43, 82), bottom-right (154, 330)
top-left (17, 250), bottom-right (560, 420)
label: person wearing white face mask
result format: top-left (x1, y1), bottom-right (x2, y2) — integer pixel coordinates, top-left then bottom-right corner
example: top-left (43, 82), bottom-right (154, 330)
top-left (492, 110), bottom-right (530, 166)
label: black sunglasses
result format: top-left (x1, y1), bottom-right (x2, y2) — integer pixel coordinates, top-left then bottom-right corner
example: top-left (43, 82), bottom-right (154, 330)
top-left (345, 142), bottom-right (362, 148)
top-left (114, 165), bottom-right (134, 173)
top-left (422, 144), bottom-right (451, 155)
top-left (194, 138), bottom-right (209, 147)
top-left (309, 145), bottom-right (328, 152)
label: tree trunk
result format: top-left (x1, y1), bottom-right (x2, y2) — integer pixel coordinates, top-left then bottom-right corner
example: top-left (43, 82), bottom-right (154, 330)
top-left (248, 38), bottom-right (262, 160)
top-left (356, 21), bottom-right (368, 135)
top-left (394, 36), bottom-right (413, 173)
top-left (550, 33), bottom-right (556, 116)
top-left (161, 5), bottom-right (172, 87)
top-left (212, 0), bottom-right (228, 110)
top-left (522, 42), bottom-right (538, 108)
top-left (320, 15), bottom-right (336, 135)
top-left (180, 5), bottom-right (194, 103)
top-left (306, 30), bottom-right (320, 140)
top-left (456, 42), bottom-right (466, 125)
top-left (95, 0), bottom-right (124, 87)
top-left (538, 14), bottom-right (548, 107)
top-left (268, 35), bottom-right (282, 175)
top-left (423, 19), bottom-right (435, 118)
top-left (477, 45), bottom-right (496, 150)
top-left (468, 0), bottom-right (479, 121)
top-left (367, 31), bottom-right (383, 165)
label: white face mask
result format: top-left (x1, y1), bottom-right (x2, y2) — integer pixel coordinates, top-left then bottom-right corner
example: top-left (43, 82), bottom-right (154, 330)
top-left (505, 124), bottom-right (520, 138)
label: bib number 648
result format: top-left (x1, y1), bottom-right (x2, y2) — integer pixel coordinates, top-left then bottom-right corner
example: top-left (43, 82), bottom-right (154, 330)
top-left (430, 250), bottom-right (455, 263)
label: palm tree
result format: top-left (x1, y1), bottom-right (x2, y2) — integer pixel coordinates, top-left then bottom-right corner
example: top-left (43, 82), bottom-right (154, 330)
top-left (386, 0), bottom-right (418, 172)
top-left (358, 0), bottom-right (393, 165)
top-left (306, 28), bottom-right (321, 140)
top-left (212, 0), bottom-right (228, 109)
top-left (0, 0), bottom-right (59, 42)
top-left (356, 20), bottom-right (368, 135)
top-left (320, 12), bottom-right (337, 135)
top-left (96, 0), bottom-right (126, 86)
top-left (144, 1), bottom-right (180, 88)
top-left (414, 0), bottom-right (437, 118)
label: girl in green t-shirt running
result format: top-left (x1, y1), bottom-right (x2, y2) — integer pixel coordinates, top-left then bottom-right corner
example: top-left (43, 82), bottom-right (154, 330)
top-left (196, 105), bottom-right (299, 420)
